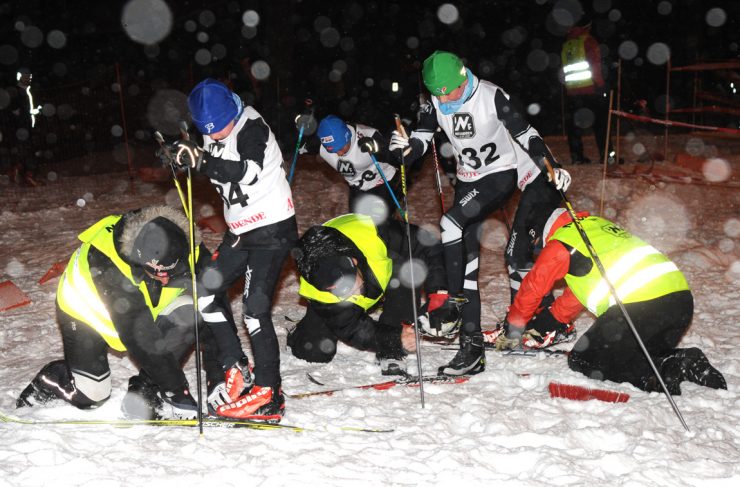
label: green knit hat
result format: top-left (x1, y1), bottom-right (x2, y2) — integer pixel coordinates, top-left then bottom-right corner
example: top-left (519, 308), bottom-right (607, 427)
top-left (422, 51), bottom-right (467, 96)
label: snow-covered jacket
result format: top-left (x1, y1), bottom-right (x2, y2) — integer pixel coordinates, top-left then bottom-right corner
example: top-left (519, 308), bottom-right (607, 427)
top-left (296, 214), bottom-right (447, 356)
top-left (56, 207), bottom-right (204, 391)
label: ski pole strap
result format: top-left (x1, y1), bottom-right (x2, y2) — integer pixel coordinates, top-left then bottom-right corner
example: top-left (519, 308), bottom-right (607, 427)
top-left (370, 153), bottom-right (405, 221)
top-left (287, 125), bottom-right (304, 184)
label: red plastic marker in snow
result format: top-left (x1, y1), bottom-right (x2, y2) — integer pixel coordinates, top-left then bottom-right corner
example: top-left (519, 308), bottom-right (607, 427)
top-left (548, 382), bottom-right (630, 403)
top-left (38, 260), bottom-right (67, 285)
top-left (0, 280), bottom-right (31, 312)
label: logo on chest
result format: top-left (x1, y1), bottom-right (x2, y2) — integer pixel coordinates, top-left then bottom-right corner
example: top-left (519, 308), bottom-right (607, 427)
top-left (337, 159), bottom-right (356, 177)
top-left (452, 113), bottom-right (475, 139)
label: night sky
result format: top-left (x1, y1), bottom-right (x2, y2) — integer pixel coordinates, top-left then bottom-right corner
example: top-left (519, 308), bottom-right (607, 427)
top-left (0, 0), bottom-right (737, 166)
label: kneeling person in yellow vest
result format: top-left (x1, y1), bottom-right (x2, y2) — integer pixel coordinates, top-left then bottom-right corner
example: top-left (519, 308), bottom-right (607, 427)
top-left (497, 208), bottom-right (726, 395)
top-left (17, 206), bottom-right (221, 419)
top-left (288, 214), bottom-right (462, 376)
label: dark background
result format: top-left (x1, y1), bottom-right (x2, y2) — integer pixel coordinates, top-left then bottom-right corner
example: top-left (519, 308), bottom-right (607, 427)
top-left (0, 0), bottom-right (737, 172)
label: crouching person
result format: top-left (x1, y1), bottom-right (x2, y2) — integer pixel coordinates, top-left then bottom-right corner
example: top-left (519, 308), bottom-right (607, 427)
top-left (496, 208), bottom-right (726, 395)
top-left (288, 213), bottom-right (462, 376)
top-left (17, 206), bottom-right (221, 419)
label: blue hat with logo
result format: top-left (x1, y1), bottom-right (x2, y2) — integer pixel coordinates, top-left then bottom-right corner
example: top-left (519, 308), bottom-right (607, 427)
top-left (317, 115), bottom-right (351, 153)
top-left (187, 79), bottom-right (238, 135)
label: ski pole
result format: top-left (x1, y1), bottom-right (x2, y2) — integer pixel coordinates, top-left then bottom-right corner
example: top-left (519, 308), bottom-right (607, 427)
top-left (418, 91), bottom-right (446, 214)
top-left (288, 99), bottom-right (314, 185)
top-left (154, 131), bottom-right (190, 221)
top-left (540, 154), bottom-right (689, 432)
top-left (179, 121), bottom-right (205, 435)
top-left (430, 136), bottom-right (446, 213)
top-left (368, 153), bottom-right (405, 220)
top-left (394, 114), bottom-right (425, 408)
top-left (287, 124), bottom-right (304, 185)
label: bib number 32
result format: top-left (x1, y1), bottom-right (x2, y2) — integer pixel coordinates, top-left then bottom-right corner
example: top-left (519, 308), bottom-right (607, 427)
top-left (460, 142), bottom-right (499, 169)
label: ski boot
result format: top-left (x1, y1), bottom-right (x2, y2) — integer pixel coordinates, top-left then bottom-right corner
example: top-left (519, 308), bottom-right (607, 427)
top-left (438, 332), bottom-right (485, 376)
top-left (216, 385), bottom-right (285, 423)
top-left (121, 371), bottom-right (164, 420)
top-left (378, 356), bottom-right (407, 376)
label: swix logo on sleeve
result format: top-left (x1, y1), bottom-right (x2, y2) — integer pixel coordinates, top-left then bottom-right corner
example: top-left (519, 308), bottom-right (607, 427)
top-left (452, 113), bottom-right (475, 139)
top-left (337, 159), bottom-right (356, 177)
top-left (459, 188), bottom-right (479, 206)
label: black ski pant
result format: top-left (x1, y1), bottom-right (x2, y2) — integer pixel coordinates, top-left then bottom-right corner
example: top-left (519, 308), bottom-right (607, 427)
top-left (287, 278), bottom-right (419, 364)
top-left (565, 91), bottom-right (613, 164)
top-left (440, 170), bottom-right (559, 334)
top-left (197, 217), bottom-right (297, 389)
top-left (505, 174), bottom-right (562, 302)
top-left (21, 296), bottom-right (212, 410)
top-left (568, 290), bottom-right (693, 392)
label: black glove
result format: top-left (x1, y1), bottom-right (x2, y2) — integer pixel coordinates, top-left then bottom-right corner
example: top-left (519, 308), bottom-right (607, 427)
top-left (294, 100), bottom-right (316, 135)
top-left (174, 140), bottom-right (204, 170)
top-left (358, 136), bottom-right (380, 154)
top-left (416, 100), bottom-right (436, 128)
top-left (156, 144), bottom-right (177, 167)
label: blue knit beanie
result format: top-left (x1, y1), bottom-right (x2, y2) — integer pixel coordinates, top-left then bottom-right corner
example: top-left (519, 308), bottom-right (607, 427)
top-left (317, 115), bottom-right (351, 153)
top-left (188, 79), bottom-right (239, 135)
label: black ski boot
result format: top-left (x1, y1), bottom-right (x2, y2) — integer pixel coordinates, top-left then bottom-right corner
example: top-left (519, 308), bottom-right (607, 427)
top-left (438, 332), bottom-right (486, 376)
top-left (121, 371), bottom-right (164, 420)
top-left (17, 360), bottom-right (73, 408)
top-left (646, 348), bottom-right (727, 395)
top-left (675, 348), bottom-right (726, 390)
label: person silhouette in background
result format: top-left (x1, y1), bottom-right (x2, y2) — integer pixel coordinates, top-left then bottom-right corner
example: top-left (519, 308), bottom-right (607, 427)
top-left (561, 22), bottom-right (615, 165)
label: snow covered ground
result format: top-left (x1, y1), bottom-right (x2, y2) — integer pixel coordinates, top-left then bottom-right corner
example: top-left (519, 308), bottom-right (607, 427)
top-left (1, 136), bottom-right (738, 486)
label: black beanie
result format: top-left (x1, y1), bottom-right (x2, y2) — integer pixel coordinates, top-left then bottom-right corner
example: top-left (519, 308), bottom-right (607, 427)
top-left (130, 216), bottom-right (189, 276)
top-left (309, 255), bottom-right (358, 297)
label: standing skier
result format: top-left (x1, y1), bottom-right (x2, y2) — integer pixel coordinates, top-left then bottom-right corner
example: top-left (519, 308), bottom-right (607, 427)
top-left (174, 78), bottom-right (297, 422)
top-left (495, 208), bottom-right (726, 394)
top-left (314, 115), bottom-right (402, 225)
top-left (389, 51), bottom-right (571, 376)
top-left (17, 206), bottom-right (218, 419)
top-left (287, 213), bottom-right (461, 375)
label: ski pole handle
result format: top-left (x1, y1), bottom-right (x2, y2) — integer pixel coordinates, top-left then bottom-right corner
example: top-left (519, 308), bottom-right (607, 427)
top-left (394, 114), bottom-right (408, 139)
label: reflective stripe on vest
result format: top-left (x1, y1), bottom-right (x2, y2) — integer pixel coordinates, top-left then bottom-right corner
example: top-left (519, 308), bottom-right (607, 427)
top-left (58, 245), bottom-right (124, 350)
top-left (562, 36), bottom-right (593, 90)
top-left (298, 214), bottom-right (392, 311)
top-left (552, 216), bottom-right (689, 316)
top-left (57, 215), bottom-right (188, 351)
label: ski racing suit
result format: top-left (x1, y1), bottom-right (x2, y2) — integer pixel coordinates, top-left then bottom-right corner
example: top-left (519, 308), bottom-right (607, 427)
top-left (318, 123), bottom-right (402, 225)
top-left (196, 102), bottom-right (297, 391)
top-left (400, 71), bottom-right (562, 336)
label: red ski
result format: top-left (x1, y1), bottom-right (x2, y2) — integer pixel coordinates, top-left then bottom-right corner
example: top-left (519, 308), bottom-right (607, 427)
top-left (289, 374), bottom-right (471, 399)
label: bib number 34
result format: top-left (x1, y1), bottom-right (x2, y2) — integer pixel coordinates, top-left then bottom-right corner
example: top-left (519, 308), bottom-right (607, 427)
top-left (215, 183), bottom-right (249, 208)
